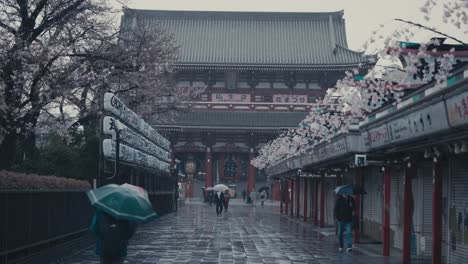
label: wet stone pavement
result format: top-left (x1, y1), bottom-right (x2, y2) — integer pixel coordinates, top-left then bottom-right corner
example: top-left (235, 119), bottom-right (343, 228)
top-left (62, 200), bottom-right (404, 264)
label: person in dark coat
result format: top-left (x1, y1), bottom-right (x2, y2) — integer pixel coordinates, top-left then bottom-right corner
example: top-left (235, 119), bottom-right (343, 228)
top-left (223, 190), bottom-right (231, 212)
top-left (90, 210), bottom-right (137, 264)
top-left (208, 191), bottom-right (214, 206)
top-left (214, 191), bottom-right (225, 216)
top-left (334, 194), bottom-right (355, 252)
top-left (242, 189), bottom-right (247, 202)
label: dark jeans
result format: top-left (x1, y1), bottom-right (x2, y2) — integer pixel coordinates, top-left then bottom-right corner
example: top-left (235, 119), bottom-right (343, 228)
top-left (216, 203), bottom-right (223, 215)
top-left (100, 256), bottom-right (124, 264)
top-left (337, 221), bottom-right (353, 249)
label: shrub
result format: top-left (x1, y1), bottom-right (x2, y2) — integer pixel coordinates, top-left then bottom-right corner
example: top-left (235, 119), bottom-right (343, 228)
top-left (0, 170), bottom-right (91, 191)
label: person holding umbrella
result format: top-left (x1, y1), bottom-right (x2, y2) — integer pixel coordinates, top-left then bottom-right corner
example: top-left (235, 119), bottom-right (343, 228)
top-left (223, 189), bottom-right (231, 212)
top-left (87, 184), bottom-right (157, 263)
top-left (214, 190), bottom-right (225, 215)
top-left (333, 185), bottom-right (356, 253)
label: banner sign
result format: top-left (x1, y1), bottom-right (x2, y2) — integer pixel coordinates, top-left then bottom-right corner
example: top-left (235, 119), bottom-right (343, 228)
top-left (211, 93), bottom-right (251, 102)
top-left (388, 101), bottom-right (449, 143)
top-left (367, 124), bottom-right (390, 149)
top-left (273, 95), bottom-right (308, 104)
top-left (103, 116), bottom-right (170, 162)
top-left (446, 90), bottom-right (468, 127)
top-left (103, 139), bottom-right (169, 172)
top-left (104, 93), bottom-right (170, 150)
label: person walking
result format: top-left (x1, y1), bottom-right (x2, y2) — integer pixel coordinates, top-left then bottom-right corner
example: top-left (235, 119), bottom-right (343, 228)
top-left (250, 187), bottom-right (256, 207)
top-left (334, 194), bottom-right (355, 253)
top-left (208, 190), bottom-right (214, 206)
top-left (260, 190), bottom-right (267, 207)
top-left (223, 189), bottom-right (231, 212)
top-left (242, 189), bottom-right (247, 202)
top-left (214, 191), bottom-right (225, 216)
top-left (90, 210), bottom-right (137, 264)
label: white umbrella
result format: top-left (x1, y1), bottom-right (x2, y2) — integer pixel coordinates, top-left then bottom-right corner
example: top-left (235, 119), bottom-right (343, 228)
top-left (212, 184), bottom-right (229, 192)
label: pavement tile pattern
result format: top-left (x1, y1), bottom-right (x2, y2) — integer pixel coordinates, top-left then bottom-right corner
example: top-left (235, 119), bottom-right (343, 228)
top-left (61, 201), bottom-right (406, 264)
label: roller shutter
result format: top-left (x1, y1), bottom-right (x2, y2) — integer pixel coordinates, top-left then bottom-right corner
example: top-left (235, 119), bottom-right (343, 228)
top-left (391, 167), bottom-right (404, 250)
top-left (448, 155), bottom-right (468, 264)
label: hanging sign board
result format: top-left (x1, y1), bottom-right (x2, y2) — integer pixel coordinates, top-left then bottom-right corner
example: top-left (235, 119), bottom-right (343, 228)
top-left (104, 93), bottom-right (170, 150)
top-left (103, 139), bottom-right (169, 172)
top-left (211, 93), bottom-right (251, 102)
top-left (103, 116), bottom-right (170, 162)
top-left (387, 101), bottom-right (449, 144)
top-left (367, 123), bottom-right (390, 149)
top-left (446, 90), bottom-right (468, 127)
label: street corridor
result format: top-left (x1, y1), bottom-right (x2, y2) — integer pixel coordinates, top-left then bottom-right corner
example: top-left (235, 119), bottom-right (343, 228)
top-left (63, 201), bottom-right (407, 264)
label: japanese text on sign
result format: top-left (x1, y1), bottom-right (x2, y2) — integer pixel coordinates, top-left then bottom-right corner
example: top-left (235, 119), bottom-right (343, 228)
top-left (273, 95), bottom-right (308, 104)
top-left (211, 93), bottom-right (251, 102)
top-left (446, 90), bottom-right (468, 127)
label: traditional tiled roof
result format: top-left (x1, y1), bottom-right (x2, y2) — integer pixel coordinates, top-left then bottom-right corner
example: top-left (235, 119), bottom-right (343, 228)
top-left (120, 9), bottom-right (375, 70)
top-left (153, 111), bottom-right (307, 129)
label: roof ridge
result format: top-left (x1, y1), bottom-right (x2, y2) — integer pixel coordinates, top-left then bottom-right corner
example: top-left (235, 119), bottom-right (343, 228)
top-left (124, 8), bottom-right (345, 20)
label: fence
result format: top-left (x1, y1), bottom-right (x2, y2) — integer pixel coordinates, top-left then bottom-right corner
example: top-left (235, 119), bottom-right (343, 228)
top-left (0, 191), bottom-right (93, 263)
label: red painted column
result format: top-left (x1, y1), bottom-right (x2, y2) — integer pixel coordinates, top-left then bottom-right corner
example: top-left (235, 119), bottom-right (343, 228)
top-left (336, 174), bottom-right (342, 186)
top-left (247, 149), bottom-right (256, 192)
top-left (205, 147), bottom-right (213, 188)
top-left (432, 159), bottom-right (442, 264)
top-left (354, 168), bottom-right (362, 243)
top-left (313, 179), bottom-right (319, 226)
top-left (280, 181), bottom-right (284, 214)
top-left (403, 161), bottom-right (415, 264)
top-left (296, 177), bottom-right (300, 217)
top-left (320, 175), bottom-right (325, 227)
top-left (303, 178), bottom-right (308, 222)
top-left (290, 178), bottom-right (295, 217)
top-left (383, 167), bottom-right (391, 256)
top-left (285, 180), bottom-right (289, 214)
top-left (336, 174), bottom-right (342, 235)
top-left (219, 153), bottom-right (225, 182)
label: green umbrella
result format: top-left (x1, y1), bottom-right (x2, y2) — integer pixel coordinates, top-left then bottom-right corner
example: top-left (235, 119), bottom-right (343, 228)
top-left (86, 184), bottom-right (157, 223)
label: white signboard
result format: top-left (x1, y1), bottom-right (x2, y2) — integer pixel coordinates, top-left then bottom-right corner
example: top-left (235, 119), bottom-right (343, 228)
top-left (103, 139), bottom-right (169, 172)
top-left (103, 116), bottom-right (170, 162)
top-left (388, 101), bottom-right (449, 143)
top-left (446, 90), bottom-right (468, 127)
top-left (367, 124), bottom-right (390, 149)
top-left (211, 93), bottom-right (251, 102)
top-left (273, 94), bottom-right (308, 104)
top-left (104, 93), bottom-right (170, 150)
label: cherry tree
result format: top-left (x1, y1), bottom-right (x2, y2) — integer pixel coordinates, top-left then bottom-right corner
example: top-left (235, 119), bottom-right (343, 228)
top-left (0, 0), bottom-right (201, 169)
top-left (253, 0), bottom-right (466, 169)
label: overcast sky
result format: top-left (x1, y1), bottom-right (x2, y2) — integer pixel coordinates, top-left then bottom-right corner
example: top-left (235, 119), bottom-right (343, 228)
top-left (111, 0), bottom-right (466, 52)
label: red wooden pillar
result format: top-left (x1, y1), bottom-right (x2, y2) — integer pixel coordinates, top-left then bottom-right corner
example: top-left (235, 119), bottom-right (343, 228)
top-left (335, 174), bottom-right (342, 235)
top-left (383, 166), bottom-right (391, 256)
top-left (286, 180), bottom-right (289, 214)
top-left (336, 174), bottom-right (342, 186)
top-left (247, 149), bottom-right (256, 192)
top-left (432, 159), bottom-right (442, 264)
top-left (354, 168), bottom-right (362, 243)
top-left (219, 153), bottom-right (225, 183)
top-left (280, 181), bottom-right (284, 214)
top-left (403, 161), bottom-right (415, 264)
top-left (313, 178), bottom-right (319, 226)
top-left (296, 177), bottom-right (300, 217)
top-left (320, 175), bottom-right (325, 227)
top-left (205, 147), bottom-right (213, 188)
top-left (303, 178), bottom-right (308, 222)
top-left (290, 178), bottom-right (294, 217)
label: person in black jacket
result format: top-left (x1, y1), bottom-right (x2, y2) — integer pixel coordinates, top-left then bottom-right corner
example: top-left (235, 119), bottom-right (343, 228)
top-left (334, 194), bottom-right (355, 252)
top-left (214, 191), bottom-right (225, 216)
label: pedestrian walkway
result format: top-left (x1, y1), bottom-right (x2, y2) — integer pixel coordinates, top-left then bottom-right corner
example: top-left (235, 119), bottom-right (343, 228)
top-left (62, 201), bottom-right (405, 264)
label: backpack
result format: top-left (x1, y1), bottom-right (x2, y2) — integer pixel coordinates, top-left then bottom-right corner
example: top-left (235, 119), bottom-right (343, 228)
top-left (98, 212), bottom-right (130, 257)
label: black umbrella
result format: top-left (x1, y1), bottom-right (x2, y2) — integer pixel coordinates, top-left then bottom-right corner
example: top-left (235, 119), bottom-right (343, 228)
top-left (258, 186), bottom-right (269, 193)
